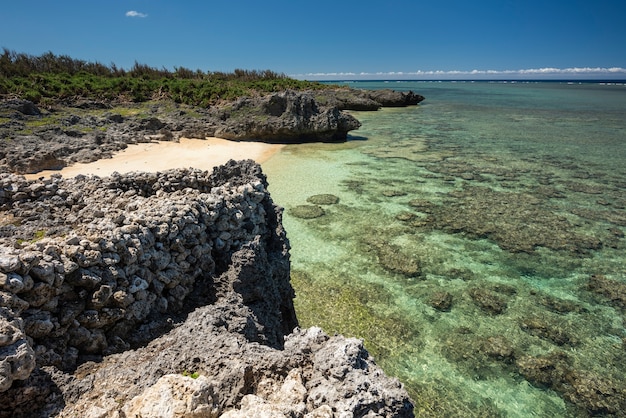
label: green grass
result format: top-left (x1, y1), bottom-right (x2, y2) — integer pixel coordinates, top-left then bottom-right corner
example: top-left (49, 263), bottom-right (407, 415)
top-left (23, 115), bottom-right (62, 128)
top-left (106, 103), bottom-right (152, 118)
top-left (17, 229), bottom-right (47, 245)
top-left (13, 128), bottom-right (33, 135)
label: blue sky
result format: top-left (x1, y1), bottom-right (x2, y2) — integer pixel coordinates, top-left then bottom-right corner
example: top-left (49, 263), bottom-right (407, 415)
top-left (1, 0), bottom-right (625, 80)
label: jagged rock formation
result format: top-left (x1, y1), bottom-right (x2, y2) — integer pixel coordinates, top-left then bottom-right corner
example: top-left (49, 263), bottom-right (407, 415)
top-left (313, 89), bottom-right (425, 111)
top-left (0, 88), bottom-right (423, 174)
top-left (214, 90), bottom-right (361, 142)
top-left (0, 160), bottom-right (414, 417)
top-left (364, 89), bottom-right (425, 107)
top-left (51, 323), bottom-right (412, 417)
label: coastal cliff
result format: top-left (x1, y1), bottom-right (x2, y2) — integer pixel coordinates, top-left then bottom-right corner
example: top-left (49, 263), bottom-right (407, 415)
top-left (0, 160), bottom-right (414, 417)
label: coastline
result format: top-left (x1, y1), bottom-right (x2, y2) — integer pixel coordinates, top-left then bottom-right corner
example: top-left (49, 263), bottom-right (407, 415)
top-left (1, 162), bottom-right (414, 416)
top-left (1, 88), bottom-right (424, 416)
top-left (23, 137), bottom-right (284, 180)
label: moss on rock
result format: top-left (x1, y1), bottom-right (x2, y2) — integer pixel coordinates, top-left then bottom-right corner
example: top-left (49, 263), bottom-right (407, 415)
top-left (289, 205), bottom-right (325, 219)
top-left (306, 194), bottom-right (340, 205)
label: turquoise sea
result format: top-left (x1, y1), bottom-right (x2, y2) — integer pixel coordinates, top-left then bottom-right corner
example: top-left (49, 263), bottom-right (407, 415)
top-left (263, 81), bottom-right (626, 417)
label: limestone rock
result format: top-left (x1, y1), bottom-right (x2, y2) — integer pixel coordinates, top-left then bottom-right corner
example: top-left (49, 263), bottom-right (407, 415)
top-left (205, 368), bottom-right (307, 418)
top-left (215, 90), bottom-right (361, 142)
top-left (365, 89), bottom-right (425, 107)
top-left (0, 99), bottom-right (41, 116)
top-left (1, 88), bottom-right (423, 174)
top-left (0, 308), bottom-right (35, 392)
top-left (51, 324), bottom-right (413, 418)
top-left (0, 161), bottom-right (414, 417)
top-left (122, 374), bottom-right (220, 418)
top-left (313, 88), bottom-right (425, 110)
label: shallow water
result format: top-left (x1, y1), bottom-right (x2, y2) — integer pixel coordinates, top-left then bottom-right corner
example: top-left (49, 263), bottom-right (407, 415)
top-left (263, 81), bottom-right (626, 417)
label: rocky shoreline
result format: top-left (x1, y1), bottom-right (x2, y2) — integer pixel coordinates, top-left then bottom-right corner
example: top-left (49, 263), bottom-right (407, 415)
top-left (0, 88), bottom-right (423, 175)
top-left (0, 161), bottom-right (414, 417)
top-left (0, 89), bottom-right (423, 417)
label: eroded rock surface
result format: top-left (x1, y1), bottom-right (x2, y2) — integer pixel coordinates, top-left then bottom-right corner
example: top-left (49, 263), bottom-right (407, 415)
top-left (0, 88), bottom-right (423, 174)
top-left (53, 326), bottom-right (412, 417)
top-left (0, 160), bottom-right (414, 417)
top-left (214, 90), bottom-right (361, 142)
top-left (313, 89), bottom-right (425, 110)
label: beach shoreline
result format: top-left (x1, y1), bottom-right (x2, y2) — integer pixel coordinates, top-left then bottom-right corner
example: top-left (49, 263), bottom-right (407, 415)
top-left (23, 137), bottom-right (284, 180)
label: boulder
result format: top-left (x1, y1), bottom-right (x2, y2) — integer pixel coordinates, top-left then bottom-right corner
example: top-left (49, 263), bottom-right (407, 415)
top-left (215, 90), bottom-right (361, 142)
top-left (0, 99), bottom-right (41, 116)
top-left (313, 88), bottom-right (425, 110)
top-left (52, 325), bottom-right (413, 417)
top-left (365, 89), bottom-right (425, 107)
top-left (0, 308), bottom-right (35, 392)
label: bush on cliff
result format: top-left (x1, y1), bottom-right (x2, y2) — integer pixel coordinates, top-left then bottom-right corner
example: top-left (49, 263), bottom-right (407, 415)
top-left (0, 49), bottom-right (330, 107)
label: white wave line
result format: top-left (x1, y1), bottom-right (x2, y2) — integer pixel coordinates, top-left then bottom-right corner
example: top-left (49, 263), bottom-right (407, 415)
top-left (294, 67), bottom-right (626, 79)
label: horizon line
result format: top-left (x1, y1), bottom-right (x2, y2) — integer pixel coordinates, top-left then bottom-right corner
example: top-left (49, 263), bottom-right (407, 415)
top-left (292, 67), bottom-right (626, 81)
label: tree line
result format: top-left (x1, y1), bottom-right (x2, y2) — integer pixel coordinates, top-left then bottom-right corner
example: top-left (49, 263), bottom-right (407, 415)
top-left (0, 49), bottom-right (326, 106)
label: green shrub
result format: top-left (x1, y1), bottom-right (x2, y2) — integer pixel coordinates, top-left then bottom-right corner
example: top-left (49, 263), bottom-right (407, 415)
top-left (0, 49), bottom-right (333, 105)
top-left (23, 89), bottom-right (42, 102)
top-left (182, 370), bottom-right (200, 379)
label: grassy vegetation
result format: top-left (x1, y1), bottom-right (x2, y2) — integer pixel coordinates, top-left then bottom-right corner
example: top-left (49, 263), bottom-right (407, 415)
top-left (16, 229), bottom-right (47, 245)
top-left (182, 370), bottom-right (200, 379)
top-left (0, 49), bottom-right (331, 107)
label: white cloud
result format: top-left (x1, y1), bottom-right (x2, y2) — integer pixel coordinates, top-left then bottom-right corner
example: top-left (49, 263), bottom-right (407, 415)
top-left (293, 67), bottom-right (626, 81)
top-left (126, 10), bottom-right (148, 18)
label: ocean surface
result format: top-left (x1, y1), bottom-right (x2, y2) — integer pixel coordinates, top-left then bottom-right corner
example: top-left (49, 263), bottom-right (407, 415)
top-left (263, 81), bottom-right (626, 417)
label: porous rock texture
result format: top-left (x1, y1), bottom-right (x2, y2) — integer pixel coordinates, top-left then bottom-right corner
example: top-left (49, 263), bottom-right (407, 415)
top-left (0, 90), bottom-right (359, 174)
top-left (313, 89), bottom-right (425, 111)
top-left (214, 90), bottom-right (362, 142)
top-left (0, 160), bottom-right (414, 417)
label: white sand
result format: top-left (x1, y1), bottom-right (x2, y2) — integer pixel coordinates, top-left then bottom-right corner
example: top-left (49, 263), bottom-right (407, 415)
top-left (24, 137), bottom-right (284, 180)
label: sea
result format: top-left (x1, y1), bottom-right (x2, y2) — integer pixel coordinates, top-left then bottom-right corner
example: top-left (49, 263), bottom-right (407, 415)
top-left (262, 80), bottom-right (626, 417)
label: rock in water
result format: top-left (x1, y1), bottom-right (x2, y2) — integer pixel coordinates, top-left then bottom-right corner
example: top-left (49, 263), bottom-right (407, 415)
top-left (215, 90), bottom-right (362, 142)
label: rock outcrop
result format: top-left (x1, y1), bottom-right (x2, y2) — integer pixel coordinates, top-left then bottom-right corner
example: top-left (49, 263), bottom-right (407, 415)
top-left (313, 89), bottom-right (425, 111)
top-left (0, 88), bottom-right (424, 174)
top-left (364, 89), bottom-right (424, 107)
top-left (214, 90), bottom-right (361, 142)
top-left (0, 160), bottom-right (414, 417)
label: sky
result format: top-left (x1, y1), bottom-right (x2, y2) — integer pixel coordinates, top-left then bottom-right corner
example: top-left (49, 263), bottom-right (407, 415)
top-left (1, 0), bottom-right (626, 80)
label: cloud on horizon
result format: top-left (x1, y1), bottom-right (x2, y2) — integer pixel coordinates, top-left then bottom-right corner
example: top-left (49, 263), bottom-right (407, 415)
top-left (294, 67), bottom-right (626, 80)
top-left (125, 10), bottom-right (148, 18)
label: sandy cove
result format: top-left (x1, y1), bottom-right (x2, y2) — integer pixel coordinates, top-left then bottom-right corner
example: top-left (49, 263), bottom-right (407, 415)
top-left (24, 137), bottom-right (284, 180)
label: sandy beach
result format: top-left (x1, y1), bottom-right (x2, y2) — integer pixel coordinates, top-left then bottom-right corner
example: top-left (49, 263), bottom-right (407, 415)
top-left (24, 137), bottom-right (284, 180)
